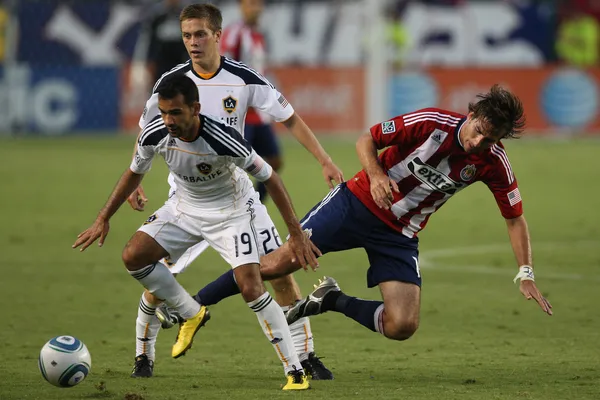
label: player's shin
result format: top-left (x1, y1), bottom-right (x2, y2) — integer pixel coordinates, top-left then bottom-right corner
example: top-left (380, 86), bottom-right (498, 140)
top-left (248, 292), bottom-right (303, 375)
top-left (136, 291), bottom-right (161, 360)
top-left (281, 305), bottom-right (314, 362)
top-left (129, 263), bottom-right (200, 319)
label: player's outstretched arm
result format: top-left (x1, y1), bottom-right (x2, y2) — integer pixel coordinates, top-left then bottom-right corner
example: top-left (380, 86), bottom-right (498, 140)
top-left (356, 132), bottom-right (399, 210)
top-left (73, 169), bottom-right (145, 252)
top-left (263, 171), bottom-right (322, 271)
top-left (282, 112), bottom-right (344, 189)
top-left (506, 215), bottom-right (553, 315)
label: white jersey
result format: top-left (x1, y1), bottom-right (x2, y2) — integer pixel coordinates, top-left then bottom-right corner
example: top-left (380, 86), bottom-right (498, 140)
top-left (131, 113), bottom-right (273, 213)
top-left (139, 57), bottom-right (293, 137)
top-left (139, 57), bottom-right (293, 193)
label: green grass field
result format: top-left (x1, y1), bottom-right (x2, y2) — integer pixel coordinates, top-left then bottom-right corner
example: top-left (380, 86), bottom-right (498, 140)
top-left (1, 135), bottom-right (599, 400)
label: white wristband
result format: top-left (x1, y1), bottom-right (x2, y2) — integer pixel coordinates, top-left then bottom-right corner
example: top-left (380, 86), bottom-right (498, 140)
top-left (513, 265), bottom-right (534, 283)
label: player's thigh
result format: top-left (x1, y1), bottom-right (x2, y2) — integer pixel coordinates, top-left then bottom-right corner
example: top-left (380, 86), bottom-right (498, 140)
top-left (136, 203), bottom-right (202, 266)
top-left (246, 123), bottom-right (281, 160)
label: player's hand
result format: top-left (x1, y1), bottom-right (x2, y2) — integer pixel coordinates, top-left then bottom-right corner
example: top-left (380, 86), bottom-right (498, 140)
top-left (288, 230), bottom-right (322, 271)
top-left (519, 280), bottom-right (553, 316)
top-left (127, 185), bottom-right (148, 211)
top-left (321, 158), bottom-right (344, 189)
top-left (369, 173), bottom-right (399, 210)
top-left (72, 217), bottom-right (110, 252)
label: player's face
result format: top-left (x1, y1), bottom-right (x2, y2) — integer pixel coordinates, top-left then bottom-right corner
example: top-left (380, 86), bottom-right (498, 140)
top-left (240, 0), bottom-right (264, 26)
top-left (157, 94), bottom-right (200, 140)
top-left (181, 18), bottom-right (221, 65)
top-left (460, 114), bottom-right (499, 154)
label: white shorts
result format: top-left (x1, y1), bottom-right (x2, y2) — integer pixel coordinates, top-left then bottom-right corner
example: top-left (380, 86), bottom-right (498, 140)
top-left (138, 193), bottom-right (283, 271)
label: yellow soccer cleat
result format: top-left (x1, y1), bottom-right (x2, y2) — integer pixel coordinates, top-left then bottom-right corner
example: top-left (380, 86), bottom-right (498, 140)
top-left (171, 306), bottom-right (210, 358)
top-left (282, 370), bottom-right (311, 391)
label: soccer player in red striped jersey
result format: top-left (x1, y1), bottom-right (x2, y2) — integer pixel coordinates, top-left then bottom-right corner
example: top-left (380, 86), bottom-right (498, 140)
top-left (190, 85), bottom-right (552, 347)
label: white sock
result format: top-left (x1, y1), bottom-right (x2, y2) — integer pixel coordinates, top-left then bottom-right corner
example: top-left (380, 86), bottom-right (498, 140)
top-left (129, 263), bottom-right (200, 319)
top-left (135, 293), bottom-right (161, 361)
top-left (248, 292), bottom-right (302, 375)
top-left (282, 306), bottom-right (314, 362)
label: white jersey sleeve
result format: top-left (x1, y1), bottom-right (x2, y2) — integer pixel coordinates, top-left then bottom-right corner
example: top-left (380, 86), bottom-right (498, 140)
top-left (130, 115), bottom-right (164, 174)
top-left (139, 93), bottom-right (160, 130)
top-left (201, 116), bottom-right (273, 181)
top-left (250, 84), bottom-right (294, 123)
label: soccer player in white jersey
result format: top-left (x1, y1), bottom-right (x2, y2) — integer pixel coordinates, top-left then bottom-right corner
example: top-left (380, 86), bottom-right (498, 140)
top-left (180, 85), bottom-right (553, 356)
top-left (74, 74), bottom-right (315, 390)
top-left (126, 3), bottom-right (341, 379)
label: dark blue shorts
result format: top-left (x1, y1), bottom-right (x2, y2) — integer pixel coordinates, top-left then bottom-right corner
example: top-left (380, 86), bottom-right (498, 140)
top-left (244, 123), bottom-right (281, 159)
top-left (300, 183), bottom-right (421, 288)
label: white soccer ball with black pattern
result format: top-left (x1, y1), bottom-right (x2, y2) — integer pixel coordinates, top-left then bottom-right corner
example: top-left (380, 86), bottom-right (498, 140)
top-left (38, 336), bottom-right (92, 387)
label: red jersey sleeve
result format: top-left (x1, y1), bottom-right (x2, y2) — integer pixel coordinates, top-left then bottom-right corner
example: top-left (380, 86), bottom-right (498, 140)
top-left (482, 144), bottom-right (523, 219)
top-left (370, 108), bottom-right (451, 149)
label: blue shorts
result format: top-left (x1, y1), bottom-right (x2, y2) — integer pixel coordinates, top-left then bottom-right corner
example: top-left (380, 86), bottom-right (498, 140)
top-left (300, 183), bottom-right (421, 288)
top-left (244, 123), bottom-right (281, 159)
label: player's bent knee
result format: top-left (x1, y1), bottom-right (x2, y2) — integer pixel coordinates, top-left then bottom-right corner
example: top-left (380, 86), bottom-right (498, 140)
top-left (384, 319), bottom-right (419, 341)
top-left (122, 244), bottom-right (143, 271)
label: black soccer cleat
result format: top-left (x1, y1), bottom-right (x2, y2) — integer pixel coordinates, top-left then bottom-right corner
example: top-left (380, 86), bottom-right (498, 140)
top-left (131, 354), bottom-right (154, 378)
top-left (301, 352), bottom-right (334, 380)
top-left (155, 303), bottom-right (184, 329)
top-left (286, 277), bottom-right (341, 325)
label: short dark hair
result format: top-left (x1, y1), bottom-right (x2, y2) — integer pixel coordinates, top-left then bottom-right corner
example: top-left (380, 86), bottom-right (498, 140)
top-left (156, 74), bottom-right (199, 106)
top-left (180, 3), bottom-right (222, 32)
top-left (468, 84), bottom-right (526, 139)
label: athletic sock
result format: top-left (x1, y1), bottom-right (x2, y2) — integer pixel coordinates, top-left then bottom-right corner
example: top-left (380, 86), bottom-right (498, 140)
top-left (129, 263), bottom-right (200, 319)
top-left (194, 269), bottom-right (240, 306)
top-left (248, 292), bottom-right (302, 375)
top-left (322, 291), bottom-right (383, 332)
top-left (135, 293), bottom-right (161, 360)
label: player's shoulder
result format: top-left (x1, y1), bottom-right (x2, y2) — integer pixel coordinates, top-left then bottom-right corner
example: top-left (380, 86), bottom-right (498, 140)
top-left (152, 60), bottom-right (193, 93)
top-left (221, 56), bottom-right (273, 87)
top-left (200, 114), bottom-right (251, 157)
top-left (138, 115), bottom-right (168, 147)
top-left (399, 107), bottom-right (464, 127)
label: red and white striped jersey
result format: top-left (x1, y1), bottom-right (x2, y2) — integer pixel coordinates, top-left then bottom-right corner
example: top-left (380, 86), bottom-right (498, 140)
top-left (346, 108), bottom-right (523, 238)
top-left (220, 21), bottom-right (267, 125)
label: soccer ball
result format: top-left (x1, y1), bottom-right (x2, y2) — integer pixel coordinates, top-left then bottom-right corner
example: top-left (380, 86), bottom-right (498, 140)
top-left (38, 336), bottom-right (92, 387)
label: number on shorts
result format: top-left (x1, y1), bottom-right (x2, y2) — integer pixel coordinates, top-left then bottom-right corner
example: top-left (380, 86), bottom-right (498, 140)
top-left (234, 233), bottom-right (253, 257)
top-left (260, 226), bottom-right (282, 254)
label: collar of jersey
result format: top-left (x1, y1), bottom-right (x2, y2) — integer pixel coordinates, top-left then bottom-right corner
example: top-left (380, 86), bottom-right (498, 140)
top-left (454, 117), bottom-right (467, 151)
top-left (190, 57), bottom-right (224, 80)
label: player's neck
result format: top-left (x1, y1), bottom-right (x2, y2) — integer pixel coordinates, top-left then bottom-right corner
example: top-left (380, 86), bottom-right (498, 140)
top-left (192, 55), bottom-right (221, 76)
top-left (179, 117), bottom-right (201, 142)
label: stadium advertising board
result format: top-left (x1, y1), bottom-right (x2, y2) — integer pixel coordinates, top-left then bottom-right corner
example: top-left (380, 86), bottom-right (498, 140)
top-left (0, 65), bottom-right (119, 133)
top-left (390, 67), bottom-right (600, 135)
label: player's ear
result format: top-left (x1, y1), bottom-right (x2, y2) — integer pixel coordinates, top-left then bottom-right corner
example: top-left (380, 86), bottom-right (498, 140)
top-left (193, 101), bottom-right (200, 115)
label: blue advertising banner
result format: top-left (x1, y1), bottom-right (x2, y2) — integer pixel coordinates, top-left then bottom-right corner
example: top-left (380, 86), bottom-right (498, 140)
top-left (0, 65), bottom-right (119, 133)
top-left (17, 1), bottom-right (140, 65)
